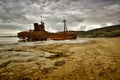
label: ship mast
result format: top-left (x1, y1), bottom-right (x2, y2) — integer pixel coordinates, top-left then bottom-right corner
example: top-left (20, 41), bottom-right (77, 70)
top-left (40, 16), bottom-right (43, 23)
top-left (63, 16), bottom-right (67, 32)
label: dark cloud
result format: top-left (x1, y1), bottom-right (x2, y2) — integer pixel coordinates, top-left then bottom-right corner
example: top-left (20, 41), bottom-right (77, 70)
top-left (0, 24), bottom-right (24, 30)
top-left (0, 0), bottom-right (120, 35)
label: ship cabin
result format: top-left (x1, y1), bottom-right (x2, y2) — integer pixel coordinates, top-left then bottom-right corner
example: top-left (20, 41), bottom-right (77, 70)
top-left (34, 21), bottom-right (45, 32)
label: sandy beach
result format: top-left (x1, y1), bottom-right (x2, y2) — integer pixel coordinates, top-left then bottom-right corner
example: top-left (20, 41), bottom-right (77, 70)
top-left (0, 38), bottom-right (120, 80)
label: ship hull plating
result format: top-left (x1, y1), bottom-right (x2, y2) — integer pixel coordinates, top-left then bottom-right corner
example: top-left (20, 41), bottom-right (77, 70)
top-left (17, 19), bottom-right (77, 41)
top-left (18, 31), bottom-right (77, 41)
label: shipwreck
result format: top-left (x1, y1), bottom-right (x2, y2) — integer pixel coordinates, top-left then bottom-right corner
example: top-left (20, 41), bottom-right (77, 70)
top-left (17, 17), bottom-right (77, 41)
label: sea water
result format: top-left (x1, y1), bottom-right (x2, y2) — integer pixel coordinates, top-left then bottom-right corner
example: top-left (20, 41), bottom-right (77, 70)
top-left (0, 36), bottom-right (91, 46)
top-left (0, 36), bottom-right (19, 45)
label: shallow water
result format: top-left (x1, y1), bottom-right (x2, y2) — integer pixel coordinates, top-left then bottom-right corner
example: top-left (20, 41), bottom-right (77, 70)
top-left (0, 37), bottom-right (92, 64)
top-left (0, 37), bottom-right (91, 48)
top-left (0, 37), bottom-right (19, 45)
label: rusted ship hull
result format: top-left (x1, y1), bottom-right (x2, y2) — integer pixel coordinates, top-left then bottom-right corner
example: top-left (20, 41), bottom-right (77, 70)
top-left (18, 31), bottom-right (77, 41)
top-left (48, 31), bottom-right (76, 40)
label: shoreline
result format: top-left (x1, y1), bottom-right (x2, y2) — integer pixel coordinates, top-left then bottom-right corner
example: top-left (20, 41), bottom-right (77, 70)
top-left (0, 38), bottom-right (120, 80)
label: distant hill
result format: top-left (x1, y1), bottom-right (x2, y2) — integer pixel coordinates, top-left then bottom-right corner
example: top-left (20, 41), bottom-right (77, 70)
top-left (77, 24), bottom-right (120, 37)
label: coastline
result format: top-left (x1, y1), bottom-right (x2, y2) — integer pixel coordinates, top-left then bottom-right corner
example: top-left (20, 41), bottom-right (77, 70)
top-left (0, 38), bottom-right (120, 80)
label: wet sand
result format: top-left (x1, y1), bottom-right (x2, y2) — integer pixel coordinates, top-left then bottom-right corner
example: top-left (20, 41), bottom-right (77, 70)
top-left (0, 38), bottom-right (120, 80)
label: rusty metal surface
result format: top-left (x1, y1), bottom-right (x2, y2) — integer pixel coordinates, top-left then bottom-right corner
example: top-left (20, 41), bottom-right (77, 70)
top-left (17, 21), bottom-right (77, 41)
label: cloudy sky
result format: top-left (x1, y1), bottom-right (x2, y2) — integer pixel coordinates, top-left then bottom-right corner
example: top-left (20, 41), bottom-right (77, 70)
top-left (0, 0), bottom-right (120, 36)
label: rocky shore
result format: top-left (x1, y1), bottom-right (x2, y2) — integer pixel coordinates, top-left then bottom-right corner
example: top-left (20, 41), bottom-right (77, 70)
top-left (0, 38), bottom-right (120, 80)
